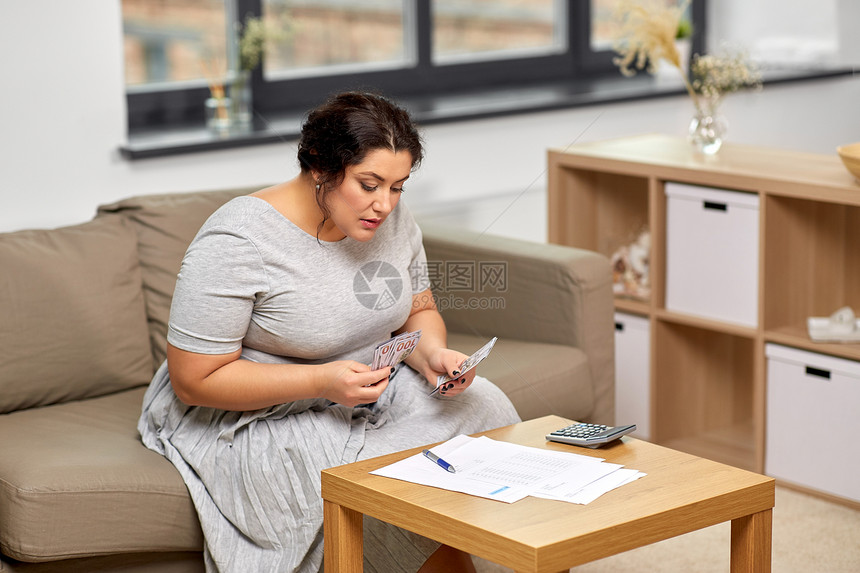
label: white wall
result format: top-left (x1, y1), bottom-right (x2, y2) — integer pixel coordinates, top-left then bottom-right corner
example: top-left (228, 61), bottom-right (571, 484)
top-left (1, 1), bottom-right (859, 243)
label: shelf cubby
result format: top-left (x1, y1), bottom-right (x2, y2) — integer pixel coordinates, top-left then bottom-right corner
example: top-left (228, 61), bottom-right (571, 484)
top-left (547, 135), bottom-right (860, 502)
top-left (547, 160), bottom-right (651, 304)
top-left (653, 320), bottom-right (757, 471)
top-left (548, 167), bottom-right (649, 254)
top-left (764, 194), bottom-right (860, 338)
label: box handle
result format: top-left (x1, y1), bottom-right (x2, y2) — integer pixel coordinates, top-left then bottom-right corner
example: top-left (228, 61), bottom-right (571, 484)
top-left (703, 201), bottom-right (728, 212)
top-left (805, 366), bottom-right (831, 380)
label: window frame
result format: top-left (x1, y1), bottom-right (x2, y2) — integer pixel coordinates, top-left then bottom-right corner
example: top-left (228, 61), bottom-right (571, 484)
top-left (126, 0), bottom-right (708, 131)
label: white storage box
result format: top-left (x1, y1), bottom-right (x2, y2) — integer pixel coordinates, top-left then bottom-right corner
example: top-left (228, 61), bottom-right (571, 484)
top-left (665, 183), bottom-right (759, 327)
top-left (765, 344), bottom-right (860, 502)
top-left (614, 312), bottom-right (651, 440)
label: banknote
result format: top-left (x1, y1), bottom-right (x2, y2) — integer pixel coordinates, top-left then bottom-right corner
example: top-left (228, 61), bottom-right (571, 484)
top-left (371, 330), bottom-right (422, 371)
top-left (429, 337), bottom-right (498, 395)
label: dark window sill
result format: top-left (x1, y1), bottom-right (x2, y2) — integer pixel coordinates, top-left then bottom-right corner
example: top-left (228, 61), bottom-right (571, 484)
top-left (119, 67), bottom-right (853, 160)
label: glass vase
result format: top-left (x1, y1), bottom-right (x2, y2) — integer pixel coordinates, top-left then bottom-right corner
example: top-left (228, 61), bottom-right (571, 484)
top-left (205, 97), bottom-right (232, 134)
top-left (229, 70), bottom-right (253, 129)
top-left (688, 97), bottom-right (726, 155)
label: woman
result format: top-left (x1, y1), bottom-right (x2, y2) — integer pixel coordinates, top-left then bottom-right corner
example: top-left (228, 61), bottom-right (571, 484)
top-left (138, 92), bottom-right (520, 572)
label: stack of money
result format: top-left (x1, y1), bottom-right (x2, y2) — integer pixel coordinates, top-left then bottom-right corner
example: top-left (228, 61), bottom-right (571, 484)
top-left (429, 337), bottom-right (498, 395)
top-left (371, 330), bottom-right (422, 370)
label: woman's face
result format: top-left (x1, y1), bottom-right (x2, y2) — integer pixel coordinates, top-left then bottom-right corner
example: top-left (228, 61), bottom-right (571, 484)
top-left (321, 148), bottom-right (413, 242)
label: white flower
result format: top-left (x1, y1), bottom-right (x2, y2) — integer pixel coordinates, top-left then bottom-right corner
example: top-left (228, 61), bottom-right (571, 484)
top-left (690, 50), bottom-right (762, 100)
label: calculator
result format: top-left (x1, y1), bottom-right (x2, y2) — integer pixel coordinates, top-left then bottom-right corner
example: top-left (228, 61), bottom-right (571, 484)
top-left (546, 423), bottom-right (637, 448)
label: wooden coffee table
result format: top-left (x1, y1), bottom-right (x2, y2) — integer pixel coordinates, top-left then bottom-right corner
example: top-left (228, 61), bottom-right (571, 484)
top-left (322, 415), bottom-right (774, 572)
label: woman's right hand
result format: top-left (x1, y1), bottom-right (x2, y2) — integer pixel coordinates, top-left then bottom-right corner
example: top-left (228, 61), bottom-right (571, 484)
top-left (318, 361), bottom-right (393, 407)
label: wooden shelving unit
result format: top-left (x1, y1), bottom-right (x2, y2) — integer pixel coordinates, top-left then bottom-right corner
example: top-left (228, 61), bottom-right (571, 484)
top-left (548, 134), bottom-right (860, 476)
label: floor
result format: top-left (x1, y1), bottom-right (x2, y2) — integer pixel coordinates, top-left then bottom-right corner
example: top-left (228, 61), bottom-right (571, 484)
top-left (472, 486), bottom-right (860, 573)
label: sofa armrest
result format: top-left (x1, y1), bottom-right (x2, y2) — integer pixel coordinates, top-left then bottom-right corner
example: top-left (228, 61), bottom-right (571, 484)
top-left (419, 221), bottom-right (615, 424)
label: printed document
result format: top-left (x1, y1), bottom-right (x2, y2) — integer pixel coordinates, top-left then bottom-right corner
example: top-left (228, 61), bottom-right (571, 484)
top-left (371, 435), bottom-right (645, 504)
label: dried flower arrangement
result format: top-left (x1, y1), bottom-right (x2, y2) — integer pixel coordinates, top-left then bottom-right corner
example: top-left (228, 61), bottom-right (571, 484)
top-left (689, 51), bottom-right (762, 102)
top-left (237, 17), bottom-right (266, 72)
top-left (612, 0), bottom-right (761, 105)
top-left (199, 15), bottom-right (290, 129)
top-left (612, 0), bottom-right (692, 81)
top-left (611, 0), bottom-right (762, 152)
top-left (199, 53), bottom-right (230, 127)
top-left (237, 14), bottom-right (292, 71)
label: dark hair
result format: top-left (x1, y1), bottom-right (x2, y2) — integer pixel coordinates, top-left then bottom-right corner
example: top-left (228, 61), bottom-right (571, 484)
top-left (297, 92), bottom-right (424, 228)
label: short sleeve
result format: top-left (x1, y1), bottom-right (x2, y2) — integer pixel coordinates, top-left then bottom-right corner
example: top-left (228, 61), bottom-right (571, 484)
top-left (167, 226), bottom-right (269, 354)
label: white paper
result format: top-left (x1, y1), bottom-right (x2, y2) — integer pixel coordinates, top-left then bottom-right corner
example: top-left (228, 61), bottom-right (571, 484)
top-left (370, 435), bottom-right (530, 502)
top-left (371, 435), bottom-right (641, 505)
top-left (533, 468), bottom-right (647, 505)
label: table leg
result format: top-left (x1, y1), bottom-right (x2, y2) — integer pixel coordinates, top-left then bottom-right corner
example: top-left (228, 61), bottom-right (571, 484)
top-left (323, 500), bottom-right (363, 573)
top-left (730, 509), bottom-right (772, 572)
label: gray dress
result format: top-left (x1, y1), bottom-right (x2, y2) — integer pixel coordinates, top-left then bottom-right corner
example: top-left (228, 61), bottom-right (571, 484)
top-left (138, 196), bottom-right (521, 572)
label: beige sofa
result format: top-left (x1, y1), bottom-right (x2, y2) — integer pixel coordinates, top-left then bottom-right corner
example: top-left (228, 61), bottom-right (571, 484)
top-left (0, 189), bottom-right (614, 572)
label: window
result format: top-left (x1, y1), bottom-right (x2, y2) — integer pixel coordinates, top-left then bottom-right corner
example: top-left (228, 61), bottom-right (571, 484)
top-left (431, 1), bottom-right (562, 63)
top-left (262, 1), bottom-right (409, 78)
top-left (123, 0), bottom-right (229, 88)
top-left (123, 1), bottom-right (706, 132)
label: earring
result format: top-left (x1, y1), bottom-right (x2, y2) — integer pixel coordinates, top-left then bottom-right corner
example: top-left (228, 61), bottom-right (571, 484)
top-left (315, 182), bottom-right (321, 191)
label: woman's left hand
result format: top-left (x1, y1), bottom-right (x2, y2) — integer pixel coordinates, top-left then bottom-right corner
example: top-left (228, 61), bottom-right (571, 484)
top-left (420, 347), bottom-right (474, 397)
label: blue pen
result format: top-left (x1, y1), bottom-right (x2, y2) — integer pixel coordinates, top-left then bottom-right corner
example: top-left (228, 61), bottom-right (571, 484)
top-left (422, 449), bottom-right (457, 473)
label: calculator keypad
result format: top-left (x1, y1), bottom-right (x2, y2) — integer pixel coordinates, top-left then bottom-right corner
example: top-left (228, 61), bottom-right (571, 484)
top-left (545, 422), bottom-right (636, 448)
top-left (551, 423), bottom-right (608, 439)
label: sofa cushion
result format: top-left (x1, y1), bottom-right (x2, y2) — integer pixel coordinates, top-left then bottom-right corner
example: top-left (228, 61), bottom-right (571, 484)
top-left (0, 387), bottom-right (202, 562)
top-left (0, 551), bottom-right (204, 572)
top-left (447, 333), bottom-right (594, 422)
top-left (97, 188), bottom-right (257, 369)
top-left (0, 216), bottom-right (153, 414)
top-left (421, 220), bottom-right (615, 424)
